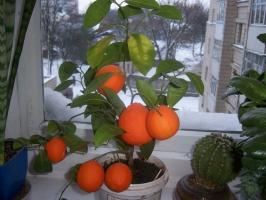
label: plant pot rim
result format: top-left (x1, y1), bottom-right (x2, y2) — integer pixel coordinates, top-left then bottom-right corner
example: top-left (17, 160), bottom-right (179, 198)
top-left (1, 146), bottom-right (27, 167)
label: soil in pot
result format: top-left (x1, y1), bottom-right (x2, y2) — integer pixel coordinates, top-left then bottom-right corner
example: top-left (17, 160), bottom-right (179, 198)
top-left (174, 175), bottom-right (236, 200)
top-left (103, 159), bottom-right (164, 184)
top-left (4, 140), bottom-right (17, 162)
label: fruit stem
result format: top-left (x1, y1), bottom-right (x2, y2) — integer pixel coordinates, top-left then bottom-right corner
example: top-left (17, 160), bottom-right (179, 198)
top-left (127, 145), bottom-right (134, 169)
top-left (58, 180), bottom-right (73, 200)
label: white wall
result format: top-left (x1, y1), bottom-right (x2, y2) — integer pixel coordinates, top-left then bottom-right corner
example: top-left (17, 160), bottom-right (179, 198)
top-left (6, 0), bottom-right (44, 138)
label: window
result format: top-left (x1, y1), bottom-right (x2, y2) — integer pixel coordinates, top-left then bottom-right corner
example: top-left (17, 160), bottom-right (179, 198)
top-left (210, 76), bottom-right (218, 96)
top-left (251, 0), bottom-right (266, 25)
top-left (40, 0), bottom-right (241, 133)
top-left (235, 23), bottom-right (245, 46)
top-left (212, 39), bottom-right (222, 61)
top-left (244, 51), bottom-right (266, 73)
top-left (217, 0), bottom-right (225, 22)
top-left (205, 66), bottom-right (208, 80)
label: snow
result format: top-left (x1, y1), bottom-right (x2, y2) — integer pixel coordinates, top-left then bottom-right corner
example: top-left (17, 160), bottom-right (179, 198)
top-left (118, 90), bottom-right (199, 112)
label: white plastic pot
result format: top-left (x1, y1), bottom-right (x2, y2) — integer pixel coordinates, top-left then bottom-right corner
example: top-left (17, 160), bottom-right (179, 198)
top-left (95, 151), bottom-right (169, 200)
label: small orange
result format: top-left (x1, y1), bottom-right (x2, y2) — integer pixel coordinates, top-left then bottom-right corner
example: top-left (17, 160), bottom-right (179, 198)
top-left (95, 65), bottom-right (125, 94)
top-left (118, 103), bottom-right (153, 145)
top-left (45, 137), bottom-right (66, 163)
top-left (146, 105), bottom-right (180, 140)
top-left (105, 163), bottom-right (132, 192)
top-left (76, 160), bottom-right (104, 192)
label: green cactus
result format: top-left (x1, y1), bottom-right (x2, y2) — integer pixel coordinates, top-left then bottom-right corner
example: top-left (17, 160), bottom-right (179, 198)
top-left (191, 134), bottom-right (241, 189)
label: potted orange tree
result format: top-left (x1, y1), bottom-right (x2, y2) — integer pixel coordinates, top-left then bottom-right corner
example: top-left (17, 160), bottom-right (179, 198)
top-left (18, 0), bottom-right (203, 199)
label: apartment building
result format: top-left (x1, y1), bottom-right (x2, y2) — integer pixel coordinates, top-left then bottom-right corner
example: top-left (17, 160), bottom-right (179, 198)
top-left (200, 0), bottom-right (266, 113)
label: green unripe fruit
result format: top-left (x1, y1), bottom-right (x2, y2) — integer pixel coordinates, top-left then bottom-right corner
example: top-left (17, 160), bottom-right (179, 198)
top-left (191, 134), bottom-right (240, 189)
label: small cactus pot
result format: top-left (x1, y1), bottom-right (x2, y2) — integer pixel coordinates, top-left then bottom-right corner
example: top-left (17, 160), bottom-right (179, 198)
top-left (174, 174), bottom-right (236, 200)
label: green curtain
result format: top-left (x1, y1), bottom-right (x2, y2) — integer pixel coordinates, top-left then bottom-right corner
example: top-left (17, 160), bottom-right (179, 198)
top-left (0, 0), bottom-right (36, 164)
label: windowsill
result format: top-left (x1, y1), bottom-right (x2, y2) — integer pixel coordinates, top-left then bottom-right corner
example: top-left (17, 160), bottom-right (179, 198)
top-left (233, 44), bottom-right (244, 50)
top-left (26, 146), bottom-right (241, 200)
top-left (250, 23), bottom-right (266, 27)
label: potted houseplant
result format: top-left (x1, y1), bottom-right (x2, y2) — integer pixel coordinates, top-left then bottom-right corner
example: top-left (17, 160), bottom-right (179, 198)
top-left (0, 1), bottom-right (36, 200)
top-left (39, 0), bottom-right (204, 199)
top-left (174, 134), bottom-right (242, 200)
top-left (225, 33), bottom-right (266, 200)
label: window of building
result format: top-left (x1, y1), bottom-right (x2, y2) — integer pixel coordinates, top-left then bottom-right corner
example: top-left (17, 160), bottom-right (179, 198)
top-left (244, 51), bottom-right (266, 73)
top-left (212, 39), bottom-right (222, 61)
top-left (210, 76), bottom-right (218, 96)
top-left (217, 0), bottom-right (225, 22)
top-left (235, 23), bottom-right (245, 46)
top-left (205, 66), bottom-right (208, 80)
top-left (251, 0), bottom-right (266, 25)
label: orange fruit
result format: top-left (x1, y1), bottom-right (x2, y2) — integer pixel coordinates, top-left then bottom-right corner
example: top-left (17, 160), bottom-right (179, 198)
top-left (105, 163), bottom-right (132, 192)
top-left (76, 160), bottom-right (104, 192)
top-left (146, 105), bottom-right (180, 140)
top-left (95, 65), bottom-right (125, 94)
top-left (118, 103), bottom-right (153, 145)
top-left (45, 137), bottom-right (67, 163)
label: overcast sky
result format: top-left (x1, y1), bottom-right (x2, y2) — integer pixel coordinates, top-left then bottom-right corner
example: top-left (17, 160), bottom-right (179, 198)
top-left (78, 0), bottom-right (210, 14)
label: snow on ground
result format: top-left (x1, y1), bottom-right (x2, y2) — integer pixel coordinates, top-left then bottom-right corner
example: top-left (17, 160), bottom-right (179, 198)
top-left (118, 90), bottom-right (199, 112)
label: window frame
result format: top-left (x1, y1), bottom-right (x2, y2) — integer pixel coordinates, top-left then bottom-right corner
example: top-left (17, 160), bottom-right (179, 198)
top-left (251, 0), bottom-right (266, 25)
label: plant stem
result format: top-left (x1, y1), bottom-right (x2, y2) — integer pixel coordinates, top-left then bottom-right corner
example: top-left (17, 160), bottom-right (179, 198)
top-left (68, 112), bottom-right (85, 121)
top-left (127, 146), bottom-right (134, 169)
top-left (58, 180), bottom-right (73, 200)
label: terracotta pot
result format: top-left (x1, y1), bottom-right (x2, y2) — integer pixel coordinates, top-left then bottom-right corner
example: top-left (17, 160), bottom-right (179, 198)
top-left (174, 174), bottom-right (236, 200)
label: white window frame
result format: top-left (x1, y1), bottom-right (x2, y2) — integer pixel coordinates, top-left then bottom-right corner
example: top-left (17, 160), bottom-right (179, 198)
top-left (251, 0), bottom-right (266, 25)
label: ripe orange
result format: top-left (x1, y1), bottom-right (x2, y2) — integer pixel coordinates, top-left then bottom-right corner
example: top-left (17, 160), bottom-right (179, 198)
top-left (105, 162), bottom-right (132, 192)
top-left (118, 103), bottom-right (153, 145)
top-left (76, 160), bottom-right (104, 192)
top-left (95, 65), bottom-right (125, 94)
top-left (45, 137), bottom-right (67, 163)
top-left (146, 105), bottom-right (180, 140)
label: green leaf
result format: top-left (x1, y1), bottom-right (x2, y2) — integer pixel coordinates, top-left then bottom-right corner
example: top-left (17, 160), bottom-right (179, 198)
top-left (157, 94), bottom-right (168, 105)
top-left (242, 135), bottom-right (266, 153)
top-left (138, 140), bottom-right (155, 160)
top-left (150, 59), bottom-right (184, 81)
top-left (126, 0), bottom-right (160, 9)
top-left (113, 137), bottom-right (130, 151)
top-left (243, 69), bottom-right (260, 79)
top-left (257, 33), bottom-right (266, 44)
top-left (62, 133), bottom-right (88, 153)
top-left (61, 121), bottom-right (76, 135)
top-left (103, 88), bottom-right (125, 115)
top-left (242, 156), bottom-right (266, 171)
top-left (30, 135), bottom-right (46, 145)
top-left (128, 34), bottom-right (155, 75)
top-left (58, 62), bottom-right (78, 82)
top-left (100, 42), bottom-right (130, 66)
top-left (167, 78), bottom-right (188, 107)
top-left (55, 80), bottom-right (75, 91)
top-left (85, 73), bottom-right (112, 93)
top-left (223, 87), bottom-right (240, 99)
top-left (87, 36), bottom-right (113, 68)
top-left (242, 127), bottom-right (266, 137)
top-left (67, 164), bottom-right (81, 181)
top-left (229, 77), bottom-right (266, 103)
top-left (70, 93), bottom-right (106, 108)
top-left (32, 151), bottom-right (53, 173)
top-left (238, 101), bottom-right (257, 120)
top-left (47, 120), bottom-right (60, 135)
top-left (84, 0), bottom-right (111, 29)
top-left (186, 72), bottom-right (204, 95)
top-left (118, 5), bottom-right (143, 19)
top-left (13, 138), bottom-right (30, 150)
top-left (136, 79), bottom-right (157, 108)
top-left (93, 123), bottom-right (124, 147)
top-left (84, 68), bottom-right (96, 87)
top-left (152, 5), bottom-right (182, 20)
top-left (91, 113), bottom-right (113, 133)
top-left (240, 108), bottom-right (266, 128)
